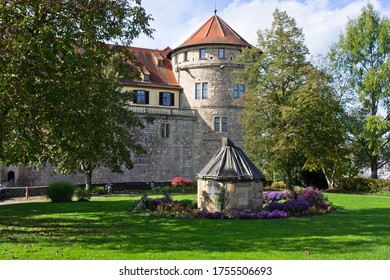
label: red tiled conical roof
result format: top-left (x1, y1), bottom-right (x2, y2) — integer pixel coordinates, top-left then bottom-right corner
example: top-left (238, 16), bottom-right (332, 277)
top-left (174, 15), bottom-right (252, 51)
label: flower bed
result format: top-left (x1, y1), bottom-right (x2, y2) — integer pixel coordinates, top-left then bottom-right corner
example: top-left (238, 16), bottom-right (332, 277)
top-left (127, 187), bottom-right (335, 219)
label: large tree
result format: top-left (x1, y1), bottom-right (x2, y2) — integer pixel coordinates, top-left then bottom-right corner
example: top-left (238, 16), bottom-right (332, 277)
top-left (329, 3), bottom-right (390, 179)
top-left (237, 9), bottom-right (344, 190)
top-left (0, 0), bottom-right (153, 188)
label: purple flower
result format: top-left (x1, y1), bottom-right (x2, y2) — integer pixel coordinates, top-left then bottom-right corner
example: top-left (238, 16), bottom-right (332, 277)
top-left (263, 191), bottom-right (289, 202)
top-left (200, 211), bottom-right (229, 219)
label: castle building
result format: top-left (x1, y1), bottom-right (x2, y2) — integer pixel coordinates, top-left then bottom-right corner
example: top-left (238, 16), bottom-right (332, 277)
top-left (0, 13), bottom-right (252, 188)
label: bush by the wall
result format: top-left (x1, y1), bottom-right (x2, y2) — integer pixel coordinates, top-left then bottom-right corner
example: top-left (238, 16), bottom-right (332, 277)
top-left (92, 186), bottom-right (107, 195)
top-left (338, 178), bottom-right (390, 193)
top-left (45, 181), bottom-right (75, 202)
top-left (75, 188), bottom-right (92, 201)
top-left (270, 181), bottom-right (286, 190)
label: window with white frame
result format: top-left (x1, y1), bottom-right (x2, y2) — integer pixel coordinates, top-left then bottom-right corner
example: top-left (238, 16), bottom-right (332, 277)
top-left (199, 48), bottom-right (206, 59)
top-left (195, 83), bottom-right (201, 99)
top-left (233, 84), bottom-right (246, 99)
top-left (218, 48), bottom-right (225, 59)
top-left (202, 82), bottom-right (208, 99)
top-left (133, 153), bottom-right (149, 164)
top-left (214, 117), bottom-right (228, 133)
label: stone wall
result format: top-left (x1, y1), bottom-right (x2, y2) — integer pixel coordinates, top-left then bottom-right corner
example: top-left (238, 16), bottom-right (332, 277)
top-left (24, 114), bottom-right (196, 186)
top-left (197, 179), bottom-right (263, 212)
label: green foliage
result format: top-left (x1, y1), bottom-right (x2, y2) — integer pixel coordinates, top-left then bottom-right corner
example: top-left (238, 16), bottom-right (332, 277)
top-left (237, 9), bottom-right (344, 190)
top-left (45, 182), bottom-right (75, 202)
top-left (0, 0), bottom-right (153, 188)
top-left (338, 178), bottom-right (390, 193)
top-left (214, 184), bottom-right (230, 212)
top-left (179, 199), bottom-right (198, 209)
top-left (329, 3), bottom-right (390, 178)
top-left (74, 188), bottom-right (92, 201)
top-left (92, 186), bottom-right (107, 195)
top-left (270, 181), bottom-right (286, 190)
top-left (151, 185), bottom-right (196, 194)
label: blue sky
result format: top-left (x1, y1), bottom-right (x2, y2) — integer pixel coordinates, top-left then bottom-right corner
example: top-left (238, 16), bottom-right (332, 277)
top-left (131, 0), bottom-right (390, 56)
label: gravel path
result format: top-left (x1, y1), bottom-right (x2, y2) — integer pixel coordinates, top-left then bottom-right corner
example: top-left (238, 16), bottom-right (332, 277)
top-left (0, 196), bottom-right (49, 205)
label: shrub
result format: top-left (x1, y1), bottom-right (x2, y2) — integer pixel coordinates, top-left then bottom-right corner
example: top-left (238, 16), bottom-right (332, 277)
top-left (296, 187), bottom-right (327, 208)
top-left (171, 177), bottom-right (192, 188)
top-left (263, 191), bottom-right (289, 202)
top-left (270, 181), bottom-right (286, 190)
top-left (45, 181), bottom-right (75, 202)
top-left (92, 186), bottom-right (106, 195)
top-left (263, 187), bottom-right (332, 216)
top-left (179, 199), bottom-right (197, 209)
top-left (132, 194), bottom-right (172, 212)
top-left (266, 199), bottom-right (310, 215)
top-left (338, 178), bottom-right (390, 193)
top-left (75, 188), bottom-right (92, 201)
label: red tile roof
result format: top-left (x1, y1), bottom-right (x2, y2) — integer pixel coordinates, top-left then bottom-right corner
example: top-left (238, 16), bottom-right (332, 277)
top-left (122, 46), bottom-right (180, 89)
top-left (174, 15), bottom-right (252, 51)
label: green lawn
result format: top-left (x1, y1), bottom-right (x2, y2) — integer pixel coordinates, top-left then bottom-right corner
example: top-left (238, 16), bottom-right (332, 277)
top-left (1, 193), bottom-right (390, 260)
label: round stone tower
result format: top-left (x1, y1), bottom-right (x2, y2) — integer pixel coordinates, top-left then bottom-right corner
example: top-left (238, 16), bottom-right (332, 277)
top-left (170, 13), bottom-right (252, 175)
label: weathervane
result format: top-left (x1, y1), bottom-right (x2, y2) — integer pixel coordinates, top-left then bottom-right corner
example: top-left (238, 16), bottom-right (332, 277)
top-left (214, 1), bottom-right (217, 15)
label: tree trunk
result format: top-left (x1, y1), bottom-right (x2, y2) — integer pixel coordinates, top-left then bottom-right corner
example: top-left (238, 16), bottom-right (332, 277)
top-left (85, 170), bottom-right (93, 190)
top-left (285, 168), bottom-right (293, 191)
top-left (322, 168), bottom-right (335, 189)
top-left (370, 155), bottom-right (378, 179)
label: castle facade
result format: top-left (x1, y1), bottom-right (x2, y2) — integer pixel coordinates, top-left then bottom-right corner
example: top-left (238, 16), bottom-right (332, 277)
top-left (0, 13), bottom-right (252, 188)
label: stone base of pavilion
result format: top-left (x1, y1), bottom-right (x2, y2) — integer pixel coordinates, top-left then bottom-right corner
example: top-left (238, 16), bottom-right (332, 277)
top-left (197, 179), bottom-right (263, 212)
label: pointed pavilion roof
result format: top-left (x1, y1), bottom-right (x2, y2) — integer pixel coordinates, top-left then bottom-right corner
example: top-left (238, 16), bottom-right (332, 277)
top-left (173, 14), bottom-right (252, 52)
top-left (197, 138), bottom-right (265, 182)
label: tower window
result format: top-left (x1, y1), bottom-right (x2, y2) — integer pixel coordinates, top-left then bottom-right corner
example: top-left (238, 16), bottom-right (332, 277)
top-left (195, 82), bottom-right (208, 99)
top-left (214, 117), bottom-right (220, 132)
top-left (240, 84), bottom-right (246, 97)
top-left (214, 117), bottom-right (228, 132)
top-left (184, 51), bottom-right (188, 61)
top-left (199, 48), bottom-right (206, 59)
top-left (234, 84), bottom-right (239, 99)
top-left (218, 48), bottom-right (225, 58)
top-left (195, 83), bottom-right (201, 99)
top-left (202, 83), bottom-right (208, 99)
top-left (233, 84), bottom-right (246, 99)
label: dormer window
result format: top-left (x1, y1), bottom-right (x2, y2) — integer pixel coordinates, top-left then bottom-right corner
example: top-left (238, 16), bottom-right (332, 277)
top-left (152, 52), bottom-right (164, 66)
top-left (141, 66), bottom-right (150, 82)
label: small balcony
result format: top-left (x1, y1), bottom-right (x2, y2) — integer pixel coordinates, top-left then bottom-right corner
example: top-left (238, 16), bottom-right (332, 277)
top-left (129, 105), bottom-right (196, 118)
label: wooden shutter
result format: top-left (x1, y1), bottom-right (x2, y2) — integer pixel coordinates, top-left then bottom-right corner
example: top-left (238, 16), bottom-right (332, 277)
top-left (170, 93), bottom-right (175, 106)
top-left (159, 92), bottom-right (163, 105)
top-left (145, 91), bottom-right (149, 104)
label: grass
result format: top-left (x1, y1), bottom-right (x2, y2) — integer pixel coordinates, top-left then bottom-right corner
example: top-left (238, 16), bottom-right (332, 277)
top-left (1, 193), bottom-right (390, 260)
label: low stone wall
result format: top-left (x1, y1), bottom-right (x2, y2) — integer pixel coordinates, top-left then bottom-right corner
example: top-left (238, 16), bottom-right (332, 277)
top-left (197, 179), bottom-right (263, 212)
top-left (0, 186), bottom-right (47, 198)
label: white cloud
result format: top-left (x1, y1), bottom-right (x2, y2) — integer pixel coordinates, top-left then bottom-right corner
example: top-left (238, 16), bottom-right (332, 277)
top-left (132, 0), bottom-right (390, 55)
